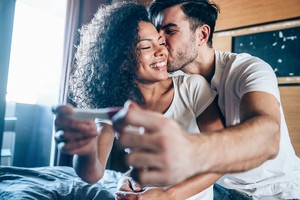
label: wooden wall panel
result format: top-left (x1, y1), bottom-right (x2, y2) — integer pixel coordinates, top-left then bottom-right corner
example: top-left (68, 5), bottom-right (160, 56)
top-left (279, 86), bottom-right (300, 157)
top-left (214, 0), bottom-right (300, 31)
top-left (135, 0), bottom-right (300, 31)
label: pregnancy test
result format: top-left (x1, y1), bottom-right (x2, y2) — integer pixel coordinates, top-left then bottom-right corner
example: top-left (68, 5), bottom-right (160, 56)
top-left (72, 107), bottom-right (122, 120)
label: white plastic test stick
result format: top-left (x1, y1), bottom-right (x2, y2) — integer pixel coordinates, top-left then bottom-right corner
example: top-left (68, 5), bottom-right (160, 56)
top-left (72, 107), bottom-right (122, 120)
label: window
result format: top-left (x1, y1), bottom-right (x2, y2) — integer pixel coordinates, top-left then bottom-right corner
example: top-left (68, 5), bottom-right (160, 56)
top-left (1, 0), bottom-right (67, 167)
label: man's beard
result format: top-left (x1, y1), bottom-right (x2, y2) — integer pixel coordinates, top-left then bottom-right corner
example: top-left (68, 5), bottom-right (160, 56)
top-left (167, 46), bottom-right (198, 73)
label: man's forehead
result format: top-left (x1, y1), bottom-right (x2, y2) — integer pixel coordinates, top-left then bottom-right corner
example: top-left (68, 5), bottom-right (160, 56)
top-left (155, 6), bottom-right (186, 29)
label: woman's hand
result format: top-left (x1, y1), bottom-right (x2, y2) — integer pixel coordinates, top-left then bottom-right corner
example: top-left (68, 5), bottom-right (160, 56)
top-left (53, 104), bottom-right (99, 156)
top-left (116, 187), bottom-right (171, 200)
top-left (116, 170), bottom-right (142, 200)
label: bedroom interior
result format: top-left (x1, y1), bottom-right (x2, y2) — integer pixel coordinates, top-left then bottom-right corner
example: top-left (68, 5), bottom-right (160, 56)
top-left (0, 0), bottom-right (299, 199)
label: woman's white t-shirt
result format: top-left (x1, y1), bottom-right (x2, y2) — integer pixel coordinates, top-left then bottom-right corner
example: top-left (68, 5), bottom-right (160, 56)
top-left (164, 74), bottom-right (216, 200)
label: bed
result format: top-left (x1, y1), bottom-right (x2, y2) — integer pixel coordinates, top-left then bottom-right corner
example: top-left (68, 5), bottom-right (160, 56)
top-left (0, 165), bottom-right (123, 200)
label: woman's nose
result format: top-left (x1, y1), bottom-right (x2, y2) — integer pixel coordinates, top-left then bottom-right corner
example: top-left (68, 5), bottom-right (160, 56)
top-left (154, 45), bottom-right (168, 57)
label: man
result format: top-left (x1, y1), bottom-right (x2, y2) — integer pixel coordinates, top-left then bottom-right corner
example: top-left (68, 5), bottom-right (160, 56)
top-left (113, 0), bottom-right (300, 199)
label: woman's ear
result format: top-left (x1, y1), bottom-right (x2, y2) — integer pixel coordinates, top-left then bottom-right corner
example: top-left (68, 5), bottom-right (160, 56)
top-left (196, 24), bottom-right (210, 46)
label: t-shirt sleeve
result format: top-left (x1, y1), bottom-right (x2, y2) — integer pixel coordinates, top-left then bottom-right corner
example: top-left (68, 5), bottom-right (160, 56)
top-left (184, 75), bottom-right (217, 117)
top-left (235, 56), bottom-right (280, 102)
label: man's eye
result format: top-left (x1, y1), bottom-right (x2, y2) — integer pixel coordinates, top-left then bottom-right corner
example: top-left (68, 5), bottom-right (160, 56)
top-left (165, 30), bottom-right (176, 34)
top-left (160, 42), bottom-right (166, 46)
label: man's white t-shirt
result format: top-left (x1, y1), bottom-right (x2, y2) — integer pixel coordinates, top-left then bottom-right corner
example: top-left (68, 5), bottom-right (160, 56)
top-left (165, 74), bottom-right (216, 200)
top-left (212, 50), bottom-right (300, 199)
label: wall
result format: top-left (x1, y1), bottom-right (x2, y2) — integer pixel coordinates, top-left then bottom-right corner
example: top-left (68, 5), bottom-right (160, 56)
top-left (134, 0), bottom-right (300, 25)
top-left (13, 103), bottom-right (54, 167)
top-left (0, 0), bottom-right (16, 163)
top-left (214, 0), bottom-right (300, 31)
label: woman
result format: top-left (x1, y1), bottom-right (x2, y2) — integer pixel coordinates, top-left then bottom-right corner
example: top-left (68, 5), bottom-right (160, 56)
top-left (54, 2), bottom-right (223, 199)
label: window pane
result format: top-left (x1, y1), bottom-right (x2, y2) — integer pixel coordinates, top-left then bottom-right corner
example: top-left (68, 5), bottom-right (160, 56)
top-left (6, 0), bottom-right (67, 105)
top-left (2, 0), bottom-right (67, 167)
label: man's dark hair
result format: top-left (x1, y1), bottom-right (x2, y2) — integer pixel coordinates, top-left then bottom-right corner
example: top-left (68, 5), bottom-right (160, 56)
top-left (149, 0), bottom-right (219, 47)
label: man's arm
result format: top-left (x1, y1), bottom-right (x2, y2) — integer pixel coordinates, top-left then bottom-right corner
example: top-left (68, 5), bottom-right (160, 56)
top-left (164, 173), bottom-right (221, 200)
top-left (113, 95), bottom-right (280, 186)
top-left (199, 91), bottom-right (280, 172)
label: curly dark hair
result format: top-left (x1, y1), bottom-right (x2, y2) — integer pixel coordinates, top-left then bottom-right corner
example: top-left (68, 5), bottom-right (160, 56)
top-left (149, 0), bottom-right (219, 47)
top-left (68, 2), bottom-right (150, 109)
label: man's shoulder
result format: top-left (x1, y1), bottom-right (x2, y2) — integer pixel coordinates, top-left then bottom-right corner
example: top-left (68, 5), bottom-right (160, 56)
top-left (216, 50), bottom-right (268, 67)
top-left (215, 50), bottom-right (272, 76)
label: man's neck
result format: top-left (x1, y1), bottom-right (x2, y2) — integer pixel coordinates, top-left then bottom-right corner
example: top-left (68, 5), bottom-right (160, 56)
top-left (182, 47), bottom-right (215, 83)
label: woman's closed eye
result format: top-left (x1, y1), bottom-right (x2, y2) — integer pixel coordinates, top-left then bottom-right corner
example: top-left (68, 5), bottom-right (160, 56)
top-left (137, 39), bottom-right (165, 50)
top-left (139, 46), bottom-right (151, 50)
top-left (137, 41), bottom-right (151, 50)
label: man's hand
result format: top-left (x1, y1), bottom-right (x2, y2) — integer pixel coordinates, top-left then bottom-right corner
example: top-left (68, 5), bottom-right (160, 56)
top-left (113, 101), bottom-right (200, 186)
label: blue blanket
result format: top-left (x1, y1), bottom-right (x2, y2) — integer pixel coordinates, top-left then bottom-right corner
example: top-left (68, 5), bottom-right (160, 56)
top-left (0, 166), bottom-right (122, 200)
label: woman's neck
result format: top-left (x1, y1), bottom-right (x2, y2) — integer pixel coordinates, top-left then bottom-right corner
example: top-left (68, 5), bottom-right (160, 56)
top-left (137, 78), bottom-right (174, 113)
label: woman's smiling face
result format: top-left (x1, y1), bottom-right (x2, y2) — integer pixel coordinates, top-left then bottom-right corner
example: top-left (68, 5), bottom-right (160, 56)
top-left (135, 21), bottom-right (169, 83)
